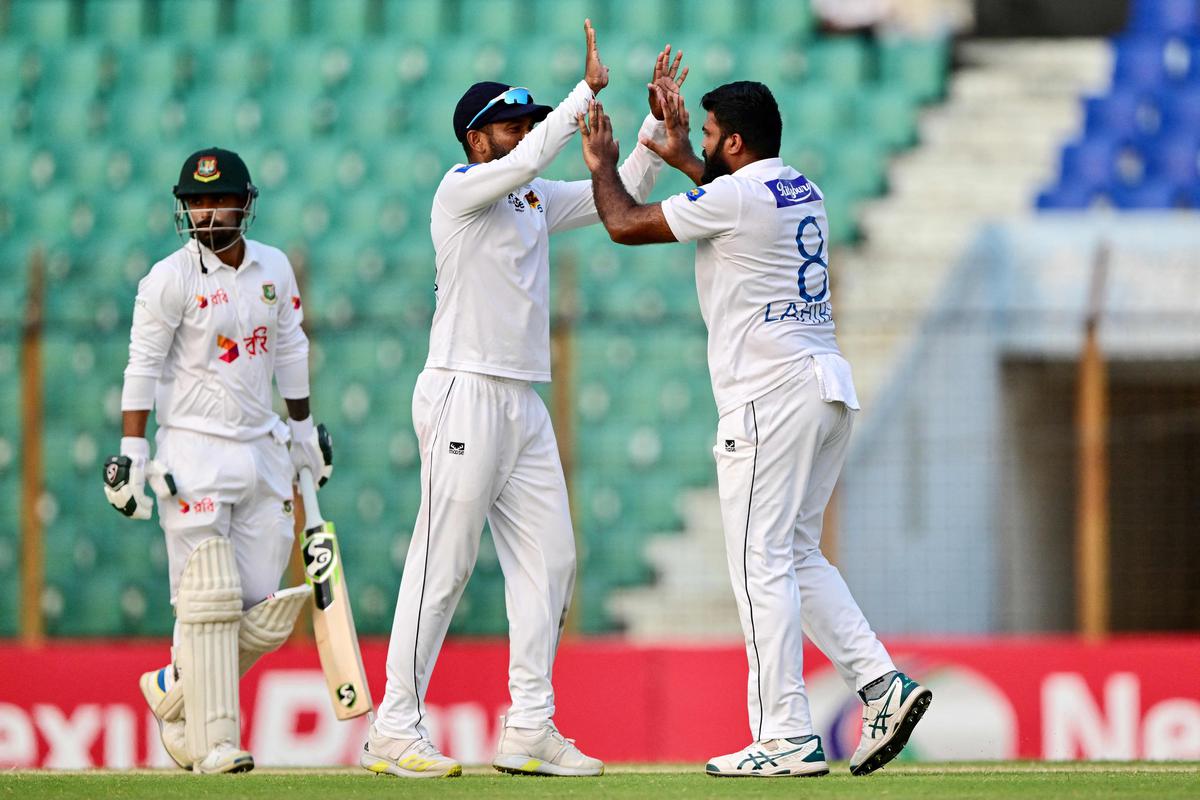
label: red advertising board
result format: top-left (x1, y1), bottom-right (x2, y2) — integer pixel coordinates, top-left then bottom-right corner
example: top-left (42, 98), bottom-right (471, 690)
top-left (0, 636), bottom-right (1197, 768)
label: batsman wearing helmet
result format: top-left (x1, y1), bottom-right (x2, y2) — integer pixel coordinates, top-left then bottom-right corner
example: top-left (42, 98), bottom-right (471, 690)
top-left (103, 147), bottom-right (333, 774)
top-left (364, 22), bottom-right (691, 779)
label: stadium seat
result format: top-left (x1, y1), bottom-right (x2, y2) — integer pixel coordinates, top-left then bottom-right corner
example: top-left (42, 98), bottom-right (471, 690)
top-left (855, 86), bottom-right (920, 149)
top-left (878, 38), bottom-right (950, 102)
top-left (83, 0), bottom-right (146, 40)
top-left (157, 0), bottom-right (222, 39)
top-left (1036, 181), bottom-right (1102, 209)
top-left (1112, 36), bottom-right (1176, 89)
top-left (308, 0), bottom-right (373, 40)
top-left (1142, 134), bottom-right (1199, 184)
top-left (1084, 90), bottom-right (1160, 141)
top-left (1112, 178), bottom-right (1187, 209)
top-left (1127, 0), bottom-right (1200, 36)
top-left (537, 0), bottom-right (594, 37)
top-left (233, 0), bottom-right (300, 40)
top-left (805, 37), bottom-right (871, 89)
top-left (752, 0), bottom-right (816, 39)
top-left (383, 0), bottom-right (452, 39)
top-left (7, 0), bottom-right (74, 42)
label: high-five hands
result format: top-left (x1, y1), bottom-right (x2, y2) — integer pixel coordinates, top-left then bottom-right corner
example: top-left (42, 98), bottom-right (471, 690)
top-left (648, 44), bottom-right (689, 120)
top-left (578, 100), bottom-right (620, 174)
top-left (642, 78), bottom-right (701, 177)
top-left (584, 19), bottom-right (609, 93)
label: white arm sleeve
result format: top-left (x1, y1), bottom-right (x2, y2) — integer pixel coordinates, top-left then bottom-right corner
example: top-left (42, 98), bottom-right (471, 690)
top-left (659, 175), bottom-right (742, 243)
top-left (121, 262), bottom-right (184, 411)
top-left (273, 260), bottom-right (310, 400)
top-left (541, 114), bottom-right (668, 235)
top-left (433, 81), bottom-right (595, 218)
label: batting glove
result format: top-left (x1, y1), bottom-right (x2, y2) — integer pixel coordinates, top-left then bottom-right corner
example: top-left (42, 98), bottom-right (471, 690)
top-left (287, 417), bottom-right (333, 488)
top-left (103, 437), bottom-right (177, 519)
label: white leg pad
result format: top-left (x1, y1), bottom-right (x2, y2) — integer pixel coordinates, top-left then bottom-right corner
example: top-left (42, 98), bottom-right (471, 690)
top-left (158, 585), bottom-right (309, 723)
top-left (238, 585), bottom-right (309, 673)
top-left (176, 537), bottom-right (242, 762)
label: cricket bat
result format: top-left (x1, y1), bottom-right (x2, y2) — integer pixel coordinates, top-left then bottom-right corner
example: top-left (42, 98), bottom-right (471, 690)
top-left (298, 467), bottom-right (374, 720)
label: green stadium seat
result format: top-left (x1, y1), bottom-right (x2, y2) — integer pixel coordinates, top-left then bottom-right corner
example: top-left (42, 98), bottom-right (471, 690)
top-left (83, 0), bottom-right (146, 40)
top-left (753, 0), bottom-right (816, 39)
top-left (353, 42), bottom-right (431, 96)
top-left (855, 86), bottom-right (919, 150)
top-left (878, 38), bottom-right (949, 103)
top-left (459, 0), bottom-right (523, 39)
top-left (308, 0), bottom-right (373, 40)
top-left (106, 89), bottom-right (188, 143)
top-left (536, 0), bottom-right (593, 37)
top-left (46, 573), bottom-right (126, 636)
top-left (157, 0), bottom-right (221, 39)
top-left (382, 0), bottom-right (451, 39)
top-left (607, 0), bottom-right (672, 36)
top-left (0, 42), bottom-right (36, 94)
top-left (8, 0), bottom-right (75, 42)
top-left (122, 40), bottom-right (195, 93)
top-left (826, 133), bottom-right (888, 199)
top-left (201, 39), bottom-right (273, 94)
top-left (233, 0), bottom-right (300, 40)
top-left (805, 37), bottom-right (872, 88)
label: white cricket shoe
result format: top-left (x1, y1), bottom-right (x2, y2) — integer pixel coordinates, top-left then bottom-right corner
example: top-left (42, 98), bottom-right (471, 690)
top-left (705, 735), bottom-right (829, 777)
top-left (492, 718), bottom-right (604, 776)
top-left (139, 667), bottom-right (191, 771)
top-left (850, 671), bottom-right (933, 776)
top-left (360, 724), bottom-right (462, 778)
top-left (193, 741), bottom-right (254, 774)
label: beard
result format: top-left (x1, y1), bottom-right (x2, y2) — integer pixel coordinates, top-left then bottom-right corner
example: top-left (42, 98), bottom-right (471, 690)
top-left (483, 132), bottom-right (514, 161)
top-left (700, 135), bottom-right (732, 184)
top-left (194, 226), bottom-right (242, 253)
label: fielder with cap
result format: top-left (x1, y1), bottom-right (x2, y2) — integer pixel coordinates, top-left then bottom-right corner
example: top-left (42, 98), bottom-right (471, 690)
top-left (103, 147), bottom-right (332, 774)
top-left (364, 22), bottom-right (692, 779)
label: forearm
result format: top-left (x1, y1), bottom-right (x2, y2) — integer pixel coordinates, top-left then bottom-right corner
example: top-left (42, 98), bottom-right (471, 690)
top-left (122, 409), bottom-right (150, 438)
top-left (592, 162), bottom-right (675, 244)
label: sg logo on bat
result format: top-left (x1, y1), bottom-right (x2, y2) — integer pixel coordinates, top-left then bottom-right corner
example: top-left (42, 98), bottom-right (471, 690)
top-left (337, 682), bottom-right (358, 708)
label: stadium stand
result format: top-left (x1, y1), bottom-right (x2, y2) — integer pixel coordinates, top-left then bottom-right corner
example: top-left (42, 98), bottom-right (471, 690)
top-left (0, 0), bottom-right (949, 635)
top-left (1038, 0), bottom-right (1200, 209)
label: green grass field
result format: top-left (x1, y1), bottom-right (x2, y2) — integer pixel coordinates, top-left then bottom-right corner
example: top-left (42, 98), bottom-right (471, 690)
top-left (2, 763), bottom-right (1198, 799)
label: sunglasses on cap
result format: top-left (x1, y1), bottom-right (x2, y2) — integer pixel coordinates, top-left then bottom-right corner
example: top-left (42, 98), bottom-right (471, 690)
top-left (467, 86), bottom-right (534, 130)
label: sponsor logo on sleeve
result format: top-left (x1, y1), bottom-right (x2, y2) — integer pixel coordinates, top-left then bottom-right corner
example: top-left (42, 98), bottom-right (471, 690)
top-left (449, 442), bottom-right (465, 455)
top-left (685, 187), bottom-right (706, 202)
top-left (292, 295), bottom-right (301, 310)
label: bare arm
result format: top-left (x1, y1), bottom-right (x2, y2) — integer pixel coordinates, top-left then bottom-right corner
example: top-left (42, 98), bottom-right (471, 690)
top-left (580, 101), bottom-right (677, 245)
top-left (285, 397), bottom-right (310, 421)
top-left (122, 409), bottom-right (150, 438)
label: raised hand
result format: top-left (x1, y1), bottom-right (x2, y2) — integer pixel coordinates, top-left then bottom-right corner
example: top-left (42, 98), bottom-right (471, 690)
top-left (584, 19), bottom-right (609, 94)
top-left (578, 100), bottom-right (620, 174)
top-left (641, 81), bottom-right (702, 182)
top-left (648, 44), bottom-right (689, 120)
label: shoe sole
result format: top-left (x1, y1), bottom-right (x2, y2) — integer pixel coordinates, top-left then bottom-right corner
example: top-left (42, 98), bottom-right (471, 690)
top-left (850, 688), bottom-right (933, 776)
top-left (492, 755), bottom-right (604, 777)
top-left (195, 754), bottom-right (255, 775)
top-left (360, 752), bottom-right (462, 778)
top-left (138, 672), bottom-right (192, 772)
top-left (705, 767), bottom-right (829, 778)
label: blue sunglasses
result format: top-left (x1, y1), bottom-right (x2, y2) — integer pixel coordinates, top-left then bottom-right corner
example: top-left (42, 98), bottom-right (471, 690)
top-left (467, 87), bottom-right (534, 130)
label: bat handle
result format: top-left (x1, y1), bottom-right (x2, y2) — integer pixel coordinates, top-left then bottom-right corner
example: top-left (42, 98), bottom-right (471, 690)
top-left (298, 467), bottom-right (325, 527)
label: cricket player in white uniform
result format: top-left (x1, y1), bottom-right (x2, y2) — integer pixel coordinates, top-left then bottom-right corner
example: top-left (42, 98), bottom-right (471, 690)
top-left (364, 24), bottom-right (691, 779)
top-left (103, 148), bottom-right (332, 774)
top-left (578, 82), bottom-right (933, 777)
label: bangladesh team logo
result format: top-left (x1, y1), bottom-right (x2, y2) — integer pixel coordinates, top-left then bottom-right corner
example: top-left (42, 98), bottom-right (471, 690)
top-left (262, 282), bottom-right (277, 304)
top-left (194, 156), bottom-right (220, 183)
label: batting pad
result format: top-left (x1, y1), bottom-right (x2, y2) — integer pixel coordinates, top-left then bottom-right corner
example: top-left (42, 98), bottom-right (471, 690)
top-left (157, 586), bottom-right (310, 723)
top-left (176, 537), bottom-right (242, 761)
top-left (238, 585), bottom-right (308, 673)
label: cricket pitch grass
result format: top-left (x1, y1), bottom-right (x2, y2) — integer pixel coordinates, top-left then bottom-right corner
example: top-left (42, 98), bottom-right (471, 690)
top-left (2, 762), bottom-right (1198, 799)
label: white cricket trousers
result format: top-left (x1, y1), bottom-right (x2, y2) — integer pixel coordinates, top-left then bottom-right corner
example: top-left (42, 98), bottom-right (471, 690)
top-left (154, 426), bottom-right (295, 609)
top-left (376, 368), bottom-right (576, 740)
top-left (714, 361), bottom-right (895, 742)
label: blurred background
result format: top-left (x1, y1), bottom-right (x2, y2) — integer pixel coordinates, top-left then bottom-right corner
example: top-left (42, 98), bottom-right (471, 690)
top-left (1, 0), bottom-right (1199, 767)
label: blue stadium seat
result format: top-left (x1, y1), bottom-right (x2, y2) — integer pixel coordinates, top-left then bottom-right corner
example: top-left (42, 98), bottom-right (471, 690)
top-left (1142, 134), bottom-right (1199, 184)
top-left (1158, 87), bottom-right (1200, 137)
top-left (1111, 36), bottom-right (1176, 90)
top-left (1083, 90), bottom-right (1160, 140)
top-left (1127, 0), bottom-right (1200, 36)
top-left (1059, 137), bottom-right (1123, 191)
top-left (1112, 178), bottom-right (1187, 209)
top-left (1036, 182), bottom-right (1103, 210)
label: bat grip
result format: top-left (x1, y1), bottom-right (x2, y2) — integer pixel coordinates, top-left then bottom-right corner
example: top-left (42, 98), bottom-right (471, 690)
top-left (298, 467), bottom-right (325, 527)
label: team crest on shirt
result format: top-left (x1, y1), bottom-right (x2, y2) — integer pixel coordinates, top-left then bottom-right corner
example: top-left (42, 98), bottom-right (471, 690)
top-left (194, 156), bottom-right (220, 183)
top-left (685, 187), bottom-right (706, 202)
top-left (524, 190), bottom-right (543, 212)
top-left (261, 282), bottom-right (277, 304)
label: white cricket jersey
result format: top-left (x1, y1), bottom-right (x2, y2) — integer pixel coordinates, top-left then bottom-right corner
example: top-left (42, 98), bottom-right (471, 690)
top-left (426, 80), bottom-right (667, 382)
top-left (122, 238), bottom-right (310, 440)
top-left (661, 157), bottom-right (858, 416)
